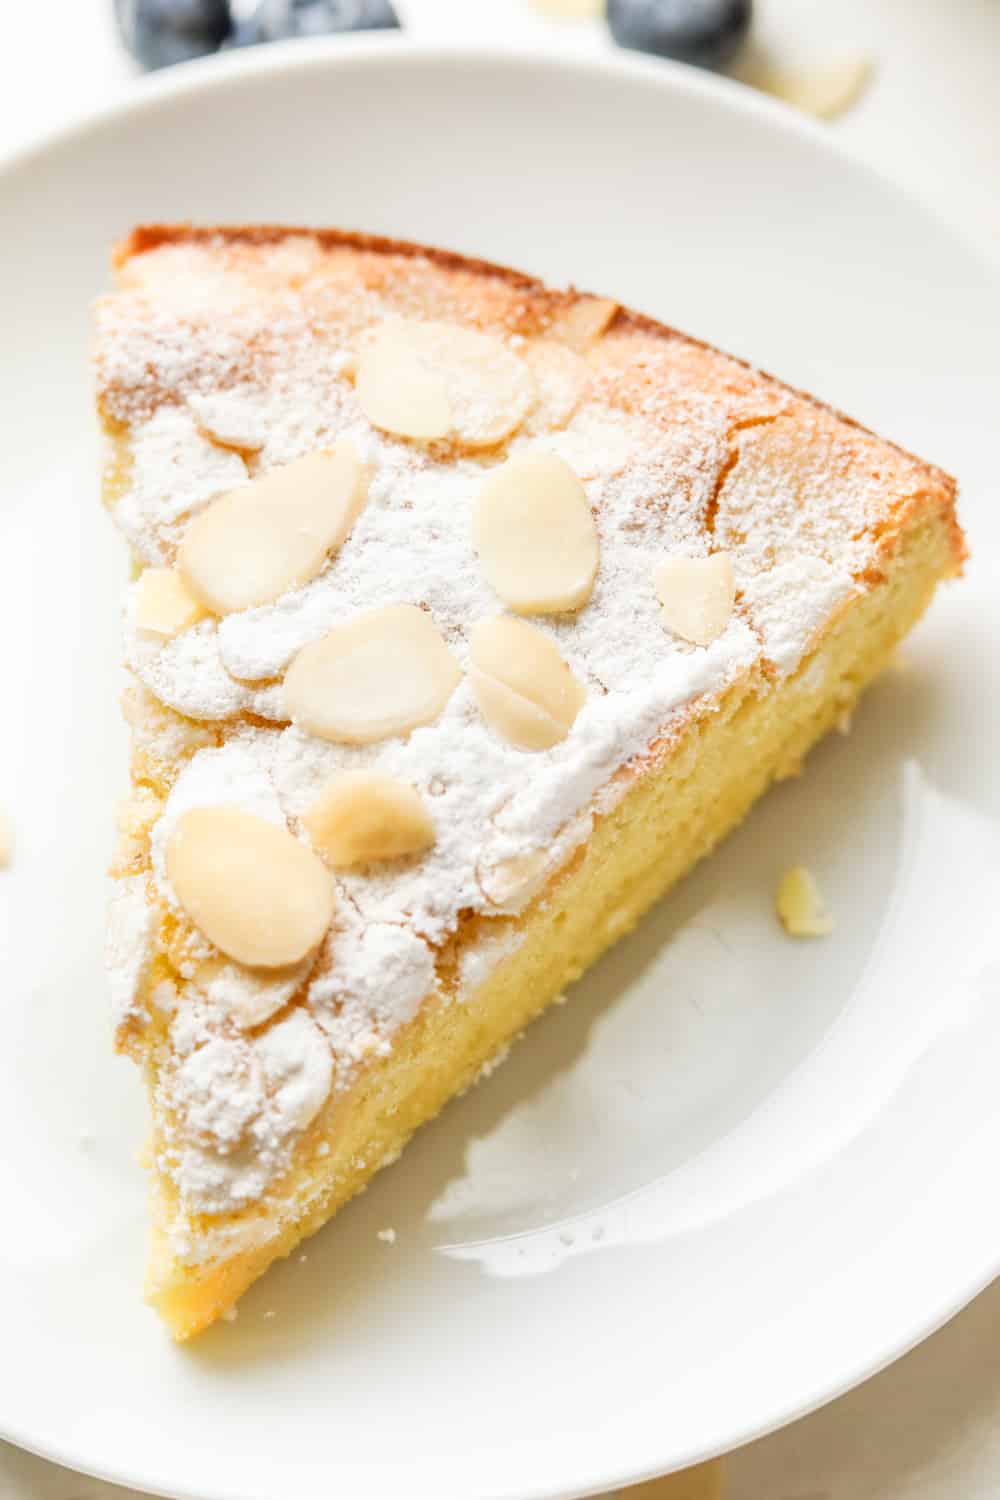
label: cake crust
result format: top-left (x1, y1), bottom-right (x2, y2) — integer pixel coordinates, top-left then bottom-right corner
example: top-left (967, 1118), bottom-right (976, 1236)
top-left (111, 222), bottom-right (962, 552)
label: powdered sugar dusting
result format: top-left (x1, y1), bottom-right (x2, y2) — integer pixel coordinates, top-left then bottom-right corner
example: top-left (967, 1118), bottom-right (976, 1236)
top-left (106, 875), bottom-right (155, 1028)
top-left (128, 609), bottom-right (285, 722)
top-left (117, 408), bottom-right (247, 563)
top-left (309, 904), bottom-right (436, 1072)
top-left (159, 1002), bottom-right (332, 1218)
top-left (742, 556), bottom-right (856, 670)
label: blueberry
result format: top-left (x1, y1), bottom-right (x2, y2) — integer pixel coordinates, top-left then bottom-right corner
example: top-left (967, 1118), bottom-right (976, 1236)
top-left (231, 0), bottom-right (400, 44)
top-left (114, 0), bottom-right (233, 70)
top-left (222, 16), bottom-right (268, 46)
top-left (607, 0), bottom-right (751, 70)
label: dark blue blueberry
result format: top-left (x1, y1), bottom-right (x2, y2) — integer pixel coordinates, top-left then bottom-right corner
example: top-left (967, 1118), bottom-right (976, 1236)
top-left (230, 0), bottom-right (400, 44)
top-left (607, 0), bottom-right (751, 70)
top-left (114, 0), bottom-right (233, 70)
top-left (222, 16), bottom-right (268, 46)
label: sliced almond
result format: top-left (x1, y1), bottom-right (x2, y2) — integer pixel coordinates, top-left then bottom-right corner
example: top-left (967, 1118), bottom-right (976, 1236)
top-left (476, 452), bottom-right (599, 614)
top-left (192, 953), bottom-right (309, 1029)
top-left (656, 553), bottom-right (735, 646)
top-left (166, 806), bottom-right (334, 969)
top-left (478, 810), bottom-right (590, 909)
top-left (356, 318), bottom-right (534, 449)
top-left (285, 603), bottom-right (461, 745)
top-left (303, 771), bottom-right (435, 867)
top-left (776, 865), bottom-right (834, 938)
top-left (477, 848), bottom-right (550, 908)
top-left (355, 322), bottom-right (452, 440)
top-left (178, 440), bottom-right (369, 616)
top-left (522, 341), bottom-right (587, 432)
top-left (755, 55), bottom-right (874, 121)
top-left (134, 567), bottom-right (207, 637)
top-left (550, 296), bottom-right (619, 352)
top-left (470, 616), bottom-right (585, 751)
top-left (188, 392), bottom-right (266, 453)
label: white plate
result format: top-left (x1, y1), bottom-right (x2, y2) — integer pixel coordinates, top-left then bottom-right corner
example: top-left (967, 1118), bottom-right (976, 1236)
top-left (1, 38), bottom-right (998, 1500)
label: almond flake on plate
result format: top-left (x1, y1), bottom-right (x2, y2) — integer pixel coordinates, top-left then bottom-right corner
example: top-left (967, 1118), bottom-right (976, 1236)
top-left (754, 54), bottom-right (875, 120)
top-left (776, 865), bottom-right (834, 937)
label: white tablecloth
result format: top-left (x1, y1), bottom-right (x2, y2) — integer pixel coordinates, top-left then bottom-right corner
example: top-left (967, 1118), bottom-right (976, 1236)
top-left (2, 3), bottom-right (997, 1496)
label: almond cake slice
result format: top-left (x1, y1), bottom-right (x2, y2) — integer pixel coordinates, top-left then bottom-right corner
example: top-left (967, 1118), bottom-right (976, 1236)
top-left (95, 225), bottom-right (964, 1339)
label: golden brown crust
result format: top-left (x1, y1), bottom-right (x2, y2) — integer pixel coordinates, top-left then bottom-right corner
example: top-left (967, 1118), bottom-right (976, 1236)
top-left (115, 222), bottom-right (545, 291)
top-left (112, 221), bottom-right (964, 574)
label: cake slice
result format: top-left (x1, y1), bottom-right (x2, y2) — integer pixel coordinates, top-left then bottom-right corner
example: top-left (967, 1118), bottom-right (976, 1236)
top-left (96, 225), bottom-right (964, 1339)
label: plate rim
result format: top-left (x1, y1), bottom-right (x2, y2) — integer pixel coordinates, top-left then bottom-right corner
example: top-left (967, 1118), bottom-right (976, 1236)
top-left (2, 31), bottom-right (997, 280)
top-left (1, 35), bottom-right (998, 1500)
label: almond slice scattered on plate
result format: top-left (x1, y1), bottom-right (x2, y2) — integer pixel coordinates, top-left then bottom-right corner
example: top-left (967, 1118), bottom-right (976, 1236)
top-left (753, 54), bottom-right (875, 121)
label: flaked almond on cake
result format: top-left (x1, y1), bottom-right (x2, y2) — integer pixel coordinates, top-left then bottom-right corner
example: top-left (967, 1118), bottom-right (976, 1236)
top-left (96, 225), bottom-right (964, 1339)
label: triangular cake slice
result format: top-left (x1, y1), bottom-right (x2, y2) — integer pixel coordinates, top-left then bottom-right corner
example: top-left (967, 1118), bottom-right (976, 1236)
top-left (96, 225), bottom-right (964, 1339)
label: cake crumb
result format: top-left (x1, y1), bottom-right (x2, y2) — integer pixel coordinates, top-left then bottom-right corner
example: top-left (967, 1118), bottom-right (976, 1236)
top-left (263, 1309), bottom-right (276, 1320)
top-left (299, 1254), bottom-right (308, 1263)
top-left (222, 1306), bottom-right (238, 1323)
top-left (376, 1228), bottom-right (397, 1244)
top-left (477, 1043), bottom-right (511, 1082)
top-left (836, 708), bottom-right (853, 735)
top-left (776, 866), bottom-right (834, 937)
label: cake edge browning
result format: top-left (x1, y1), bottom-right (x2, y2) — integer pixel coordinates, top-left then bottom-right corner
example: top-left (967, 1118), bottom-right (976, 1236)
top-left (112, 221), bottom-right (965, 577)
